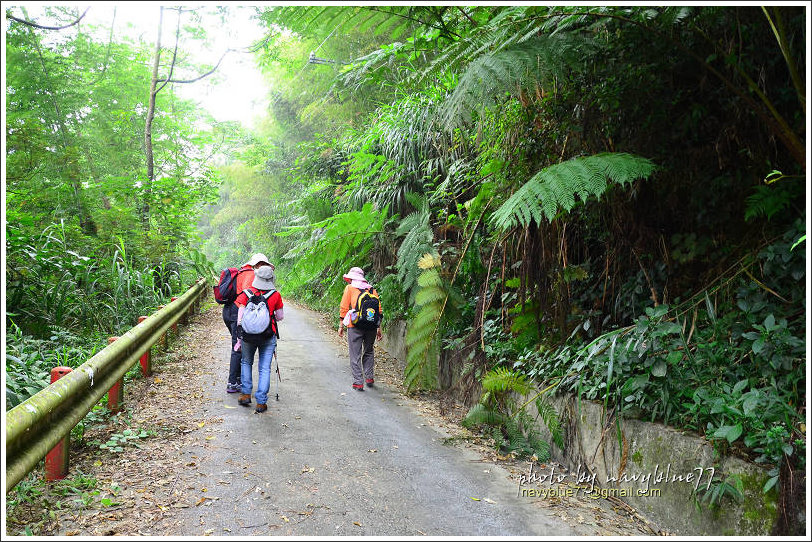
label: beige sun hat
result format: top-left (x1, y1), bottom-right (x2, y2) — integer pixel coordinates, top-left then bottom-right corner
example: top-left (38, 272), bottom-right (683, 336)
top-left (244, 253), bottom-right (271, 267)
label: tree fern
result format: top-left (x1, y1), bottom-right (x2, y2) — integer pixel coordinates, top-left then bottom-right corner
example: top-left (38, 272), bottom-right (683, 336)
top-left (462, 403), bottom-right (509, 428)
top-left (404, 253), bottom-right (443, 392)
top-left (396, 195), bottom-right (434, 300)
top-left (279, 202), bottom-right (388, 288)
top-left (536, 396), bottom-right (564, 450)
top-left (440, 35), bottom-right (587, 129)
top-left (491, 152), bottom-right (656, 231)
top-left (464, 367), bottom-right (557, 460)
top-left (482, 366), bottom-right (533, 396)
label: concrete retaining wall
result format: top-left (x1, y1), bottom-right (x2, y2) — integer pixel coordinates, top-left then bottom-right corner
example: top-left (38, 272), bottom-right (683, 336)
top-left (528, 394), bottom-right (777, 535)
top-left (382, 319), bottom-right (777, 535)
top-left (380, 319), bottom-right (407, 372)
top-left (382, 319), bottom-right (778, 535)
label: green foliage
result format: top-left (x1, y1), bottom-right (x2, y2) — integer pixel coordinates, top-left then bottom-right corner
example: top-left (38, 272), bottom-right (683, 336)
top-left (404, 254), bottom-right (444, 392)
top-left (279, 203), bottom-right (389, 296)
top-left (99, 428), bottom-right (153, 453)
top-left (462, 367), bottom-right (561, 460)
top-left (744, 184), bottom-right (796, 222)
top-left (5, 321), bottom-right (106, 409)
top-left (440, 35), bottom-right (587, 129)
top-left (695, 474), bottom-right (744, 511)
top-left (491, 153), bottom-right (657, 230)
top-left (523, 224), bottom-right (804, 486)
top-left (395, 195), bottom-right (435, 301)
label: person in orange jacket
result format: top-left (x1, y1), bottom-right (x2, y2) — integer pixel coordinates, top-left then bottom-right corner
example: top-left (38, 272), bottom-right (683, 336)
top-left (338, 267), bottom-right (383, 391)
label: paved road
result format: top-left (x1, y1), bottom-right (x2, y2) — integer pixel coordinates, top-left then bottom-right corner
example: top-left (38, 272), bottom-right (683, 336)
top-left (173, 303), bottom-right (575, 536)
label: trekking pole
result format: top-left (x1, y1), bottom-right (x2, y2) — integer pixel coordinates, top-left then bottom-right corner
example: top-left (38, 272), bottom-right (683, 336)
top-left (274, 350), bottom-right (281, 401)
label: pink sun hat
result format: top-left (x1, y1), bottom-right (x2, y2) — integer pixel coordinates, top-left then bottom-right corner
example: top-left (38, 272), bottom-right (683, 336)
top-left (343, 267), bottom-right (366, 282)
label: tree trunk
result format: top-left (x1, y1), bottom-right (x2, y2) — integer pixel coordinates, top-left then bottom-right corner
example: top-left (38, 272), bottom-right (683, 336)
top-left (142, 6), bottom-right (164, 230)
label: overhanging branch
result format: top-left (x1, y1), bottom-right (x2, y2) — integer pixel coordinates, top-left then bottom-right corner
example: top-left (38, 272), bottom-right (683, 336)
top-left (7, 7), bottom-right (90, 30)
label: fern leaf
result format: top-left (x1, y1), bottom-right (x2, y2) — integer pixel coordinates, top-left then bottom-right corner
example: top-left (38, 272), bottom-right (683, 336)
top-left (440, 35), bottom-right (587, 129)
top-left (462, 403), bottom-right (509, 428)
top-left (404, 256), bottom-right (445, 392)
top-left (535, 396), bottom-right (564, 450)
top-left (482, 367), bottom-right (533, 396)
top-left (491, 153), bottom-right (656, 231)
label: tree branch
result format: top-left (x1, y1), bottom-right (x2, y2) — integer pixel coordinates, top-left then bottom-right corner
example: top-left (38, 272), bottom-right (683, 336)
top-left (158, 50), bottom-right (231, 84)
top-left (7, 7), bottom-right (90, 30)
top-left (89, 8), bottom-right (116, 85)
top-left (155, 8), bottom-right (183, 95)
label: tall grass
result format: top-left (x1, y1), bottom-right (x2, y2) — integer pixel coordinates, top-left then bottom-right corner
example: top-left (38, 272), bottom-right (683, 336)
top-left (5, 226), bottom-right (208, 408)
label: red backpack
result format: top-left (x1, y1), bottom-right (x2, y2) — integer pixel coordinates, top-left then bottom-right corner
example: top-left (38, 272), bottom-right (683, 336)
top-left (213, 267), bottom-right (241, 304)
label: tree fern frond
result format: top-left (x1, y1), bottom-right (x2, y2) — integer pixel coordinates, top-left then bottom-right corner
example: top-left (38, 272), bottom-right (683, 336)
top-left (404, 256), bottom-right (444, 393)
top-left (279, 202), bottom-right (387, 286)
top-left (491, 152), bottom-right (656, 231)
top-left (482, 367), bottom-right (533, 396)
top-left (462, 403), bottom-right (509, 428)
top-left (535, 396), bottom-right (564, 450)
top-left (440, 35), bottom-right (587, 130)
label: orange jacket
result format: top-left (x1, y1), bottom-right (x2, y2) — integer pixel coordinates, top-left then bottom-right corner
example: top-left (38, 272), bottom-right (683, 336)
top-left (340, 284), bottom-right (381, 328)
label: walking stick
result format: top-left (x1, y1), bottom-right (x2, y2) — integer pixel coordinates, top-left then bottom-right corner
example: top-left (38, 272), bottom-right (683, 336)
top-left (274, 349), bottom-right (281, 401)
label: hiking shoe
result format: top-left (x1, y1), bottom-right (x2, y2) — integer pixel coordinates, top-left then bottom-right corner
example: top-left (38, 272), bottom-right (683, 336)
top-left (226, 383), bottom-right (240, 393)
top-left (352, 384), bottom-right (364, 392)
top-left (365, 379), bottom-right (374, 388)
top-left (238, 394), bottom-right (252, 406)
top-left (255, 403), bottom-right (267, 413)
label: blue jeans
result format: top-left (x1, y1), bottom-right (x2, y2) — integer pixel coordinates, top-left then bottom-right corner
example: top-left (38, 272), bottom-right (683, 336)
top-left (241, 336), bottom-right (277, 405)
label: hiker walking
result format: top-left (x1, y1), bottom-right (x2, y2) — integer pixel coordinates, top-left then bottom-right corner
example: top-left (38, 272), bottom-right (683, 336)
top-left (235, 263), bottom-right (283, 413)
top-left (219, 253), bottom-right (273, 394)
top-left (338, 267), bottom-right (383, 391)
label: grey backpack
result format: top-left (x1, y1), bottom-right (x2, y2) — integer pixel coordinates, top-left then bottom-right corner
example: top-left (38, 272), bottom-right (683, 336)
top-left (242, 289), bottom-right (275, 336)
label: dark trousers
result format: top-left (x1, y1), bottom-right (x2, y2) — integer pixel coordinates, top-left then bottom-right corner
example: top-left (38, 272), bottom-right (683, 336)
top-left (222, 303), bottom-right (242, 385)
top-left (348, 326), bottom-right (376, 386)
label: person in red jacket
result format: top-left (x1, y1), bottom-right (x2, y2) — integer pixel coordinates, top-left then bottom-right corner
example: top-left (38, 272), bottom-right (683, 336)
top-left (234, 264), bottom-right (283, 413)
top-left (338, 267), bottom-right (382, 391)
top-left (224, 253), bottom-right (272, 393)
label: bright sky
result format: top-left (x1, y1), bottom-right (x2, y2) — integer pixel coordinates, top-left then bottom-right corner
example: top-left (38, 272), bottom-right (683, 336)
top-left (6, 2), bottom-right (271, 128)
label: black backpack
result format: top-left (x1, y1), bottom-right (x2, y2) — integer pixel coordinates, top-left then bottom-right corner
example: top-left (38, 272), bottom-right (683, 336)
top-left (213, 267), bottom-right (241, 304)
top-left (352, 288), bottom-right (381, 329)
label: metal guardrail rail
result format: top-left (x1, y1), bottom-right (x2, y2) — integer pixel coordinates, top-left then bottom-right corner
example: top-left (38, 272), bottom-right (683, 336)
top-left (5, 278), bottom-right (208, 492)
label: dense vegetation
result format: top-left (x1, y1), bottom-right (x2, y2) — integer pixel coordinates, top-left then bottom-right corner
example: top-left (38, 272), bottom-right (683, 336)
top-left (5, 5), bottom-right (806, 533)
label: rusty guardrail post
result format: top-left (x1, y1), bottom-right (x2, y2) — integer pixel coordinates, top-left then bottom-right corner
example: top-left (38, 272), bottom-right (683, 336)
top-left (107, 337), bottom-right (124, 413)
top-left (137, 316), bottom-right (152, 376)
top-left (44, 367), bottom-right (73, 481)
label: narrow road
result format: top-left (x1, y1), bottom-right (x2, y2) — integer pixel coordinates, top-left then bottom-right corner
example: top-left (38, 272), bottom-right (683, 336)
top-left (171, 302), bottom-right (575, 536)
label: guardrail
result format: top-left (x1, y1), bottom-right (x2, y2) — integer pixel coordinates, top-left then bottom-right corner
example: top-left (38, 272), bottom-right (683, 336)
top-left (5, 278), bottom-right (208, 493)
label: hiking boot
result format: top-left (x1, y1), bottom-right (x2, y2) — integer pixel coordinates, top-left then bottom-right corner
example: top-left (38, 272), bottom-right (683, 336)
top-left (255, 403), bottom-right (267, 413)
top-left (365, 379), bottom-right (374, 388)
top-left (238, 394), bottom-right (252, 406)
top-left (352, 383), bottom-right (364, 392)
